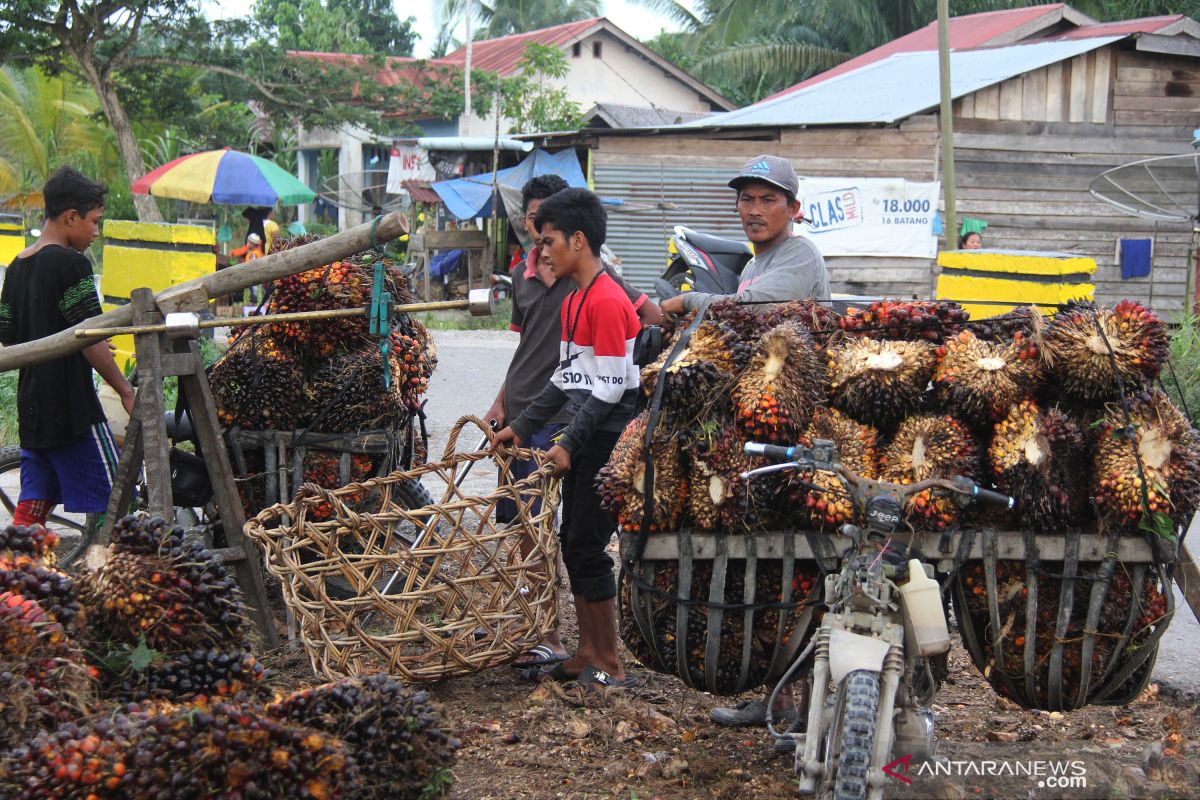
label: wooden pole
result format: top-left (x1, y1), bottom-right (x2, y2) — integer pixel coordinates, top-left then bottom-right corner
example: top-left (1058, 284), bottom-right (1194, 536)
top-left (0, 212), bottom-right (406, 373)
top-left (937, 0), bottom-right (958, 248)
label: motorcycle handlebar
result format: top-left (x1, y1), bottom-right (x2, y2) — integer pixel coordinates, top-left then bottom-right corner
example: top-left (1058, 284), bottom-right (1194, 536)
top-left (970, 485), bottom-right (1016, 509)
top-left (744, 442), bottom-right (799, 461)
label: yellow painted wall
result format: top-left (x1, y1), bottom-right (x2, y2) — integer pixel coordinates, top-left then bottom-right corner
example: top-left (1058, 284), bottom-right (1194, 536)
top-left (936, 249), bottom-right (1096, 319)
top-left (101, 221), bottom-right (216, 368)
top-left (0, 222), bottom-right (24, 266)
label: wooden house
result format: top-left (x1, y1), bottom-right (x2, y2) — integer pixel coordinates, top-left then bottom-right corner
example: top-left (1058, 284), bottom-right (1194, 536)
top-left (526, 4), bottom-right (1200, 315)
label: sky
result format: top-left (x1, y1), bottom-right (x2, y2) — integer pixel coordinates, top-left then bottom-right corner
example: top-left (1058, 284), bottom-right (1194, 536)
top-left (204, 1), bottom-right (691, 56)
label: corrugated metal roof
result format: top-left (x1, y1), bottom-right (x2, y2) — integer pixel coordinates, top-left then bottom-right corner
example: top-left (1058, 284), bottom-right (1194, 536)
top-left (1055, 15), bottom-right (1186, 38)
top-left (677, 36), bottom-right (1122, 129)
top-left (583, 103), bottom-right (710, 128)
top-left (442, 18), bottom-right (604, 76)
top-left (763, 4), bottom-right (1079, 102)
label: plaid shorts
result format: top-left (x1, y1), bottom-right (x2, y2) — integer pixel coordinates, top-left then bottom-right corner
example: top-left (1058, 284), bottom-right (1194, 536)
top-left (20, 422), bottom-right (120, 513)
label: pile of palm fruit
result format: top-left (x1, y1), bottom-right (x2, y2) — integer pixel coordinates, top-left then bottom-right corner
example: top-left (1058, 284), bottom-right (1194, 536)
top-left (613, 297), bottom-right (1197, 703)
top-left (0, 517), bottom-right (459, 798)
top-left (210, 242), bottom-right (436, 433)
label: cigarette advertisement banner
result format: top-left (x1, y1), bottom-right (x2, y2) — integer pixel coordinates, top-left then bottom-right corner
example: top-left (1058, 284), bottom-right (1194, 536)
top-left (795, 177), bottom-right (940, 258)
top-left (386, 145), bottom-right (436, 192)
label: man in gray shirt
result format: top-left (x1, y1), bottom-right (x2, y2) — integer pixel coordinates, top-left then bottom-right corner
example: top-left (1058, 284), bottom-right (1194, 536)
top-left (660, 155), bottom-right (830, 315)
top-left (660, 155), bottom-right (829, 739)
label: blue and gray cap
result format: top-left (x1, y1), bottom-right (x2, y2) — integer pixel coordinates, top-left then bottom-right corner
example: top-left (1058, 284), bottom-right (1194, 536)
top-left (729, 155), bottom-right (799, 197)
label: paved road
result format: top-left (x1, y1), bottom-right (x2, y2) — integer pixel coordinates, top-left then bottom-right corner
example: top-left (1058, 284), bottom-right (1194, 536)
top-left (422, 329), bottom-right (1200, 694)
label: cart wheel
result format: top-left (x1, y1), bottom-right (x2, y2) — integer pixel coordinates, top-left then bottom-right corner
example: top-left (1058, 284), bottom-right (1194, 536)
top-left (0, 445), bottom-right (99, 569)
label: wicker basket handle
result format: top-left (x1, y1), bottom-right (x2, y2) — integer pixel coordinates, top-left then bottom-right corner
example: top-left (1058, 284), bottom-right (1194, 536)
top-left (292, 481), bottom-right (364, 528)
top-left (441, 414), bottom-right (500, 462)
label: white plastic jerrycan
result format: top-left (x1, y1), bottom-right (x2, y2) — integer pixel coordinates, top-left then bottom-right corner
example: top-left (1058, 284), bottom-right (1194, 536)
top-left (899, 559), bottom-right (951, 656)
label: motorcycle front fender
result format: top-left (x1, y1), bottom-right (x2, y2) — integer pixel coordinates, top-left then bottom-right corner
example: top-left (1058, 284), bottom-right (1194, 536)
top-left (828, 627), bottom-right (891, 685)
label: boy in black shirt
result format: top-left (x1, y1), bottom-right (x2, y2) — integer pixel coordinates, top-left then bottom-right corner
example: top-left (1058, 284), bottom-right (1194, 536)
top-left (0, 166), bottom-right (134, 528)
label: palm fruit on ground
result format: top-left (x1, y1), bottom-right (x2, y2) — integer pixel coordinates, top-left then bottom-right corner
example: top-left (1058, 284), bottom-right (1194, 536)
top-left (827, 338), bottom-right (936, 429)
top-left (989, 400), bottom-right (1088, 532)
top-left (838, 300), bottom-right (968, 343)
top-left (111, 648), bottom-right (266, 704)
top-left (733, 321), bottom-right (825, 443)
top-left (794, 408), bottom-right (880, 530)
top-left (685, 422), bottom-right (766, 530)
top-left (210, 331), bottom-right (306, 429)
top-left (1042, 300), bottom-right (1169, 404)
top-left (77, 516), bottom-right (250, 654)
top-left (880, 415), bottom-right (980, 530)
top-left (0, 562), bottom-right (82, 630)
top-left (1091, 389), bottom-right (1200, 533)
top-left (0, 524), bottom-right (61, 569)
top-left (0, 700), bottom-right (360, 799)
top-left (596, 413), bottom-right (686, 533)
top-left (618, 560), bottom-right (821, 695)
top-left (933, 329), bottom-right (1042, 425)
top-left (0, 592), bottom-right (92, 751)
top-left (269, 674), bottom-right (458, 800)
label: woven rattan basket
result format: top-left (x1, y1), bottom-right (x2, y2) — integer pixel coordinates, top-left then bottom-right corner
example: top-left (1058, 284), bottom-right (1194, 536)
top-left (246, 416), bottom-right (561, 682)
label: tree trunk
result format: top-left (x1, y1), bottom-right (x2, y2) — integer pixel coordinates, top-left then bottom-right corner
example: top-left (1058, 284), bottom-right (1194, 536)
top-left (76, 53), bottom-right (163, 222)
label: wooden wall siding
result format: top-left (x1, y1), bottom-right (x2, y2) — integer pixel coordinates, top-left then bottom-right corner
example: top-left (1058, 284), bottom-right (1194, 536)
top-left (956, 48), bottom-right (1113, 124)
top-left (1114, 49), bottom-right (1200, 127)
top-left (596, 122), bottom-right (941, 299)
top-left (952, 116), bottom-right (1195, 314)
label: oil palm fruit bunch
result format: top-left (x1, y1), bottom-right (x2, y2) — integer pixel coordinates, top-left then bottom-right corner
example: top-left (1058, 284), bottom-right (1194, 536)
top-left (756, 300), bottom-right (842, 344)
top-left (796, 408), bottom-right (879, 530)
top-left (0, 592), bottom-right (93, 751)
top-left (210, 332), bottom-right (305, 430)
top-left (839, 300), bottom-right (968, 343)
top-left (0, 715), bottom-right (138, 798)
top-left (300, 451), bottom-right (375, 519)
top-left (391, 331), bottom-right (436, 405)
top-left (1042, 300), bottom-right (1169, 404)
top-left (77, 516), bottom-right (250, 653)
top-left (702, 298), bottom-right (762, 339)
top-left (685, 422), bottom-right (761, 530)
top-left (115, 648), bottom-right (266, 704)
top-left (1091, 390), bottom-right (1200, 532)
top-left (933, 330), bottom-right (1042, 425)
top-left (880, 415), bottom-right (980, 530)
top-left (827, 338), bottom-right (936, 429)
top-left (596, 413), bottom-right (686, 533)
top-left (269, 674), bottom-right (458, 800)
top-left (971, 305), bottom-right (1042, 343)
top-left (733, 321), bottom-right (825, 443)
top-left (0, 563), bottom-right (82, 630)
top-left (989, 400), bottom-right (1087, 531)
top-left (301, 342), bottom-right (408, 433)
top-left (0, 524), bottom-right (60, 569)
top-left (267, 259), bottom-right (369, 354)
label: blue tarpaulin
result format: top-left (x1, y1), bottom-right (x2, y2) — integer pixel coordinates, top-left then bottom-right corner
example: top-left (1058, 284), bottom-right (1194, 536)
top-left (431, 149), bottom-right (587, 221)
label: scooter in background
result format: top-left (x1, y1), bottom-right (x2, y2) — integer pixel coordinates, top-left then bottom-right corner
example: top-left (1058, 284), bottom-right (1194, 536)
top-left (655, 226), bottom-right (751, 302)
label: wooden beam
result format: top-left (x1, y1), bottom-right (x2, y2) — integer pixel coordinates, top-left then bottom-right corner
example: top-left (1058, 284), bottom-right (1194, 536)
top-left (0, 212), bottom-right (407, 373)
top-left (1177, 513), bottom-right (1200, 625)
top-left (1135, 33), bottom-right (1200, 59)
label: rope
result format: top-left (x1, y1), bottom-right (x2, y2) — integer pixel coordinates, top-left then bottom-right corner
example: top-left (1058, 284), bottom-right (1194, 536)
top-left (369, 214), bottom-right (386, 254)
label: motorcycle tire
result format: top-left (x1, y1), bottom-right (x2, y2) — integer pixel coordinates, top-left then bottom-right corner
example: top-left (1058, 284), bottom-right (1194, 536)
top-left (825, 669), bottom-right (880, 800)
top-left (0, 445), bottom-right (99, 569)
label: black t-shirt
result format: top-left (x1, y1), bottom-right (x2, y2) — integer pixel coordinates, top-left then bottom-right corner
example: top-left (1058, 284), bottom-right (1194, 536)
top-left (0, 244), bottom-right (106, 449)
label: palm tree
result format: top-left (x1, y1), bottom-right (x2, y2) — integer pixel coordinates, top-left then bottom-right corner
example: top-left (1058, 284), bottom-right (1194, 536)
top-left (435, 0), bottom-right (602, 47)
top-left (0, 66), bottom-right (120, 205)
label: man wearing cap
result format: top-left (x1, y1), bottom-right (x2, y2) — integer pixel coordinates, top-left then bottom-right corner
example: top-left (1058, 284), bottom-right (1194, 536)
top-left (659, 155), bottom-right (830, 315)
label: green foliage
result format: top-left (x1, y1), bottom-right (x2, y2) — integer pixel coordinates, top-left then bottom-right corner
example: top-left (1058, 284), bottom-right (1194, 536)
top-left (252, 0), bottom-right (417, 55)
top-left (0, 371), bottom-right (16, 446)
top-left (1165, 316), bottom-right (1200, 426)
top-left (492, 43), bottom-right (582, 134)
top-left (436, 0), bottom-right (601, 43)
top-left (419, 298), bottom-right (512, 331)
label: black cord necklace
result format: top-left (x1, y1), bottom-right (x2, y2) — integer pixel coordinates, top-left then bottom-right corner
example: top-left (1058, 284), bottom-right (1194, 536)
top-left (562, 266), bottom-right (606, 367)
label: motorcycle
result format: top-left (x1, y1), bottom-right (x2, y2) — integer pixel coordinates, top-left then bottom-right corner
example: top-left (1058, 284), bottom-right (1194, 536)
top-left (655, 225), bottom-right (751, 302)
top-left (741, 440), bottom-right (1013, 800)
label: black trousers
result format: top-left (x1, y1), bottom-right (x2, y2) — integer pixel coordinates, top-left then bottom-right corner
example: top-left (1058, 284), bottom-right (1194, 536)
top-left (559, 430), bottom-right (621, 602)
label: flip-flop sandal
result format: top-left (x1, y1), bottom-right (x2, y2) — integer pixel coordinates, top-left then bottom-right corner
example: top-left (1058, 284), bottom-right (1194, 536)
top-left (510, 644), bottom-right (569, 669)
top-left (542, 662), bottom-right (578, 683)
top-left (573, 665), bottom-right (642, 694)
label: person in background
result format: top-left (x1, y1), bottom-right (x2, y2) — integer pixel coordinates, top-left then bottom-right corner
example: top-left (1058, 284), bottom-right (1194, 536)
top-left (241, 206), bottom-right (267, 245)
top-left (493, 188), bottom-right (641, 691)
top-left (263, 208), bottom-right (280, 253)
top-left (485, 175), bottom-right (660, 671)
top-left (659, 155), bottom-right (830, 315)
top-left (231, 233), bottom-right (265, 303)
top-left (0, 166), bottom-right (134, 531)
top-left (960, 231), bottom-right (983, 250)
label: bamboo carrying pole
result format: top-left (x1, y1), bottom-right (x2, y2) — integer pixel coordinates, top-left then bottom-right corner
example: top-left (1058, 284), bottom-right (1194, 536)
top-left (0, 212), bottom-right (407, 372)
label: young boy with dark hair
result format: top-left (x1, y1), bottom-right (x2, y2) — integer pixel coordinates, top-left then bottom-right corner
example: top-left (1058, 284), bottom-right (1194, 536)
top-left (494, 187), bottom-right (639, 688)
top-left (0, 166), bottom-right (134, 528)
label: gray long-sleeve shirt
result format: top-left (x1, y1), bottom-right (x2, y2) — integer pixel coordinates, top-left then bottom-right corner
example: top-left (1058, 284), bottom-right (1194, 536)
top-left (680, 234), bottom-right (831, 312)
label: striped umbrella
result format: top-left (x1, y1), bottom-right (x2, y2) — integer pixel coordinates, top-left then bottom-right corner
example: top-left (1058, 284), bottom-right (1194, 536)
top-left (131, 148), bottom-right (315, 206)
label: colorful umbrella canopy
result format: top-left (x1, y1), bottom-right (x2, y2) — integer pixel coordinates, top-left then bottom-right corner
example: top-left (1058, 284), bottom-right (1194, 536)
top-left (132, 148), bottom-right (315, 206)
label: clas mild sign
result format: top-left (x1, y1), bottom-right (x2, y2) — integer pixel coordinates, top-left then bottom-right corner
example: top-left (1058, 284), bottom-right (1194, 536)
top-left (796, 177), bottom-right (940, 259)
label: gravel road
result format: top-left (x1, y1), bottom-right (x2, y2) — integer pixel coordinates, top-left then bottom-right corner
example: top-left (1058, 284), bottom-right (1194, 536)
top-left (422, 328), bottom-right (1200, 694)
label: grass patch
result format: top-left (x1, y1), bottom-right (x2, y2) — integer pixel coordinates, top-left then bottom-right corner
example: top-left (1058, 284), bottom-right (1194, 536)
top-left (417, 298), bottom-right (513, 332)
top-left (1165, 316), bottom-right (1200, 425)
top-left (0, 371), bottom-right (16, 447)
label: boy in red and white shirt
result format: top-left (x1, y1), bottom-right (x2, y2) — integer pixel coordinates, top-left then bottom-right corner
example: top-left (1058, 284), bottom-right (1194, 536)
top-left (495, 187), bottom-right (639, 690)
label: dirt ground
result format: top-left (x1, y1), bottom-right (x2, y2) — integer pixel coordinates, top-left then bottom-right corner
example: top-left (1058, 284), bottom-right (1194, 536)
top-left (259, 549), bottom-right (1200, 800)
